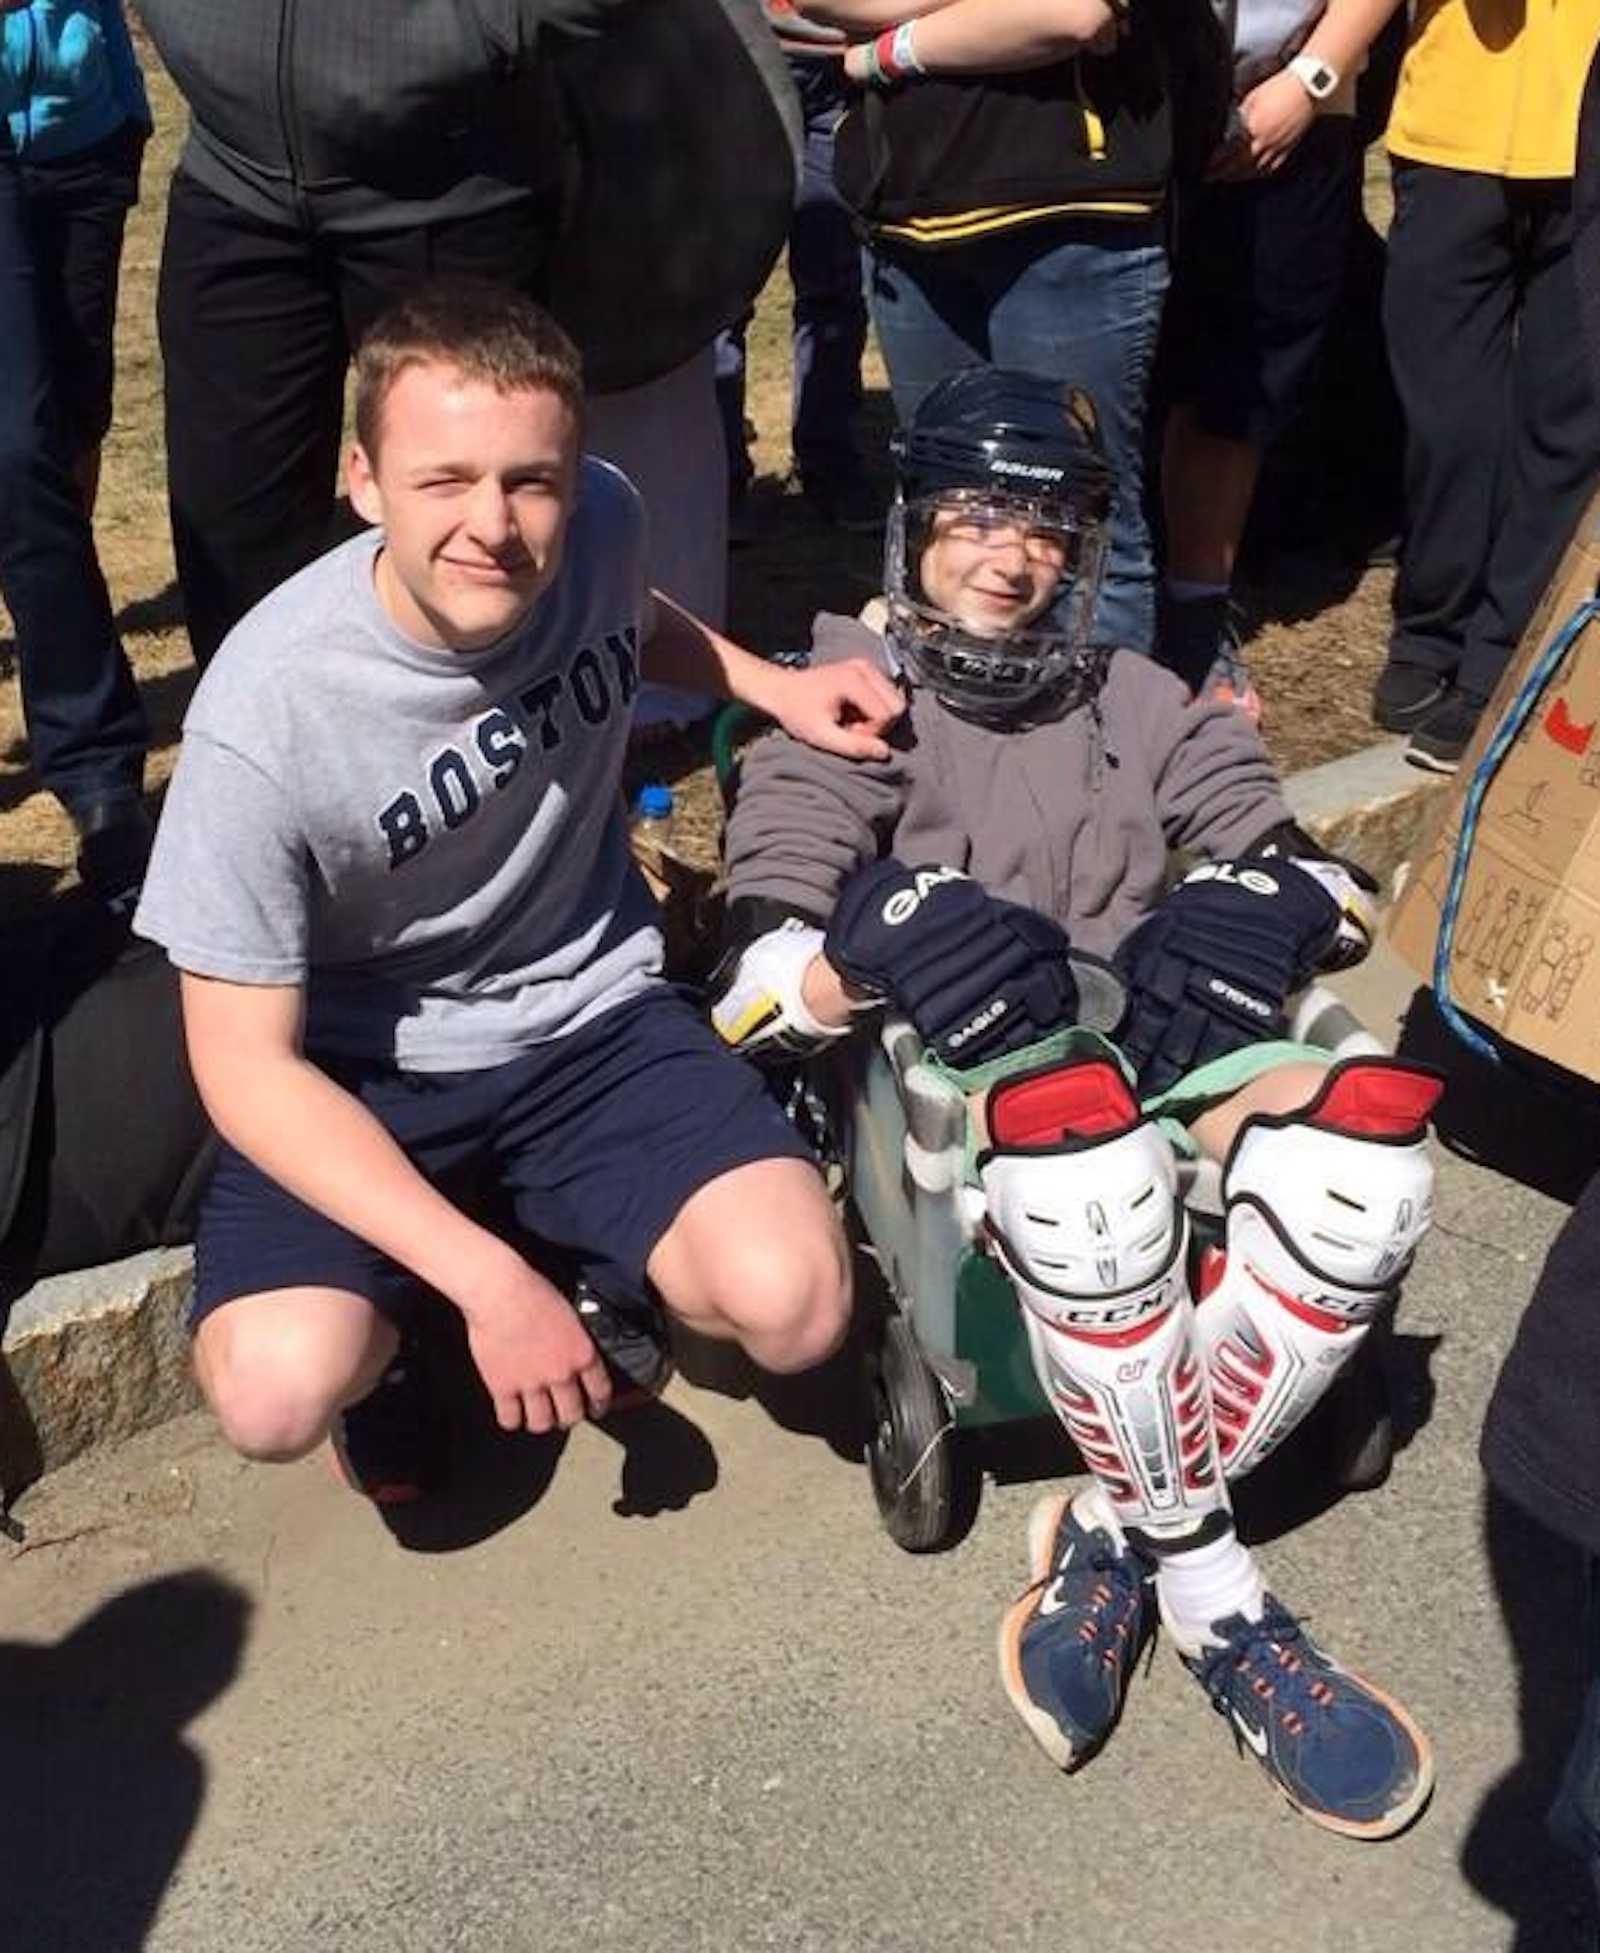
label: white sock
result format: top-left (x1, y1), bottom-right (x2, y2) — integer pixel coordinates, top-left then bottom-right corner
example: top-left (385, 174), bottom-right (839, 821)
top-left (1072, 1479), bottom-right (1128, 1547)
top-left (1154, 1530), bottom-right (1267, 1653)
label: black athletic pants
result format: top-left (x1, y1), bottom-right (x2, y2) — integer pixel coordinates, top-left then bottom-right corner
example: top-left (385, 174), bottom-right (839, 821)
top-left (157, 171), bottom-right (555, 666)
top-left (1383, 161), bottom-right (1600, 705)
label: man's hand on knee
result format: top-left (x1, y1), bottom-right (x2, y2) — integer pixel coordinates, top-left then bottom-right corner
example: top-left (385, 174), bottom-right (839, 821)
top-left (452, 1245), bottom-right (612, 1432)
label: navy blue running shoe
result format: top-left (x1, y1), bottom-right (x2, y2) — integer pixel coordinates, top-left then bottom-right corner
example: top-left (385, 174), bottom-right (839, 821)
top-left (998, 1490), bottom-right (1155, 1770)
top-left (1175, 1594), bottom-right (1434, 1839)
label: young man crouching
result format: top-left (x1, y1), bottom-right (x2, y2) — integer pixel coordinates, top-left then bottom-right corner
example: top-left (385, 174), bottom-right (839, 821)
top-left (135, 280), bottom-right (901, 1499)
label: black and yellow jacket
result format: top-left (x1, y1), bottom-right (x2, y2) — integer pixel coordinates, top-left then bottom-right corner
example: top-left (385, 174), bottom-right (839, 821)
top-left (833, 4), bottom-right (1212, 246)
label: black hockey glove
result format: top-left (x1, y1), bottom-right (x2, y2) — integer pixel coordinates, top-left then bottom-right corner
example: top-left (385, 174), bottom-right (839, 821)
top-left (824, 859), bottom-right (1078, 1068)
top-left (1245, 820), bottom-right (1381, 972)
top-left (1113, 857), bottom-right (1342, 1097)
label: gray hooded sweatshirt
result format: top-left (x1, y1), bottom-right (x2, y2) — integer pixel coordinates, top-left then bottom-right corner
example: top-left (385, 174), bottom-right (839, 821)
top-left (723, 614), bottom-right (1291, 960)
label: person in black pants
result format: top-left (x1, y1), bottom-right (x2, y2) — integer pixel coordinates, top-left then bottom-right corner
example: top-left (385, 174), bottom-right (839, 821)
top-left (1478, 41), bottom-right (1600, 1938)
top-left (1, 1), bottom-right (152, 909)
top-left (138, 0), bottom-right (635, 668)
top-left (1373, 0), bottom-right (1600, 772)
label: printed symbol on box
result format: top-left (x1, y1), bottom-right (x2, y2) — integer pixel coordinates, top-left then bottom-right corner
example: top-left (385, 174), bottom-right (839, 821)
top-left (1506, 781), bottom-right (1550, 838)
top-left (1501, 895), bottom-right (1544, 984)
top-left (1457, 875), bottom-right (1499, 961)
top-left (1550, 934), bottom-right (1595, 1020)
top-left (1521, 919), bottom-right (1568, 1011)
top-left (1583, 743), bottom-right (1600, 791)
top-left (1477, 888), bottom-right (1519, 976)
top-left (1544, 697), bottom-right (1596, 756)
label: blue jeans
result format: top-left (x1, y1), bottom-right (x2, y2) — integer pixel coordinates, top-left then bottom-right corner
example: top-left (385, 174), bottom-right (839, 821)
top-left (0, 126), bottom-right (147, 816)
top-left (716, 61), bottom-right (867, 492)
top-left (866, 217), bottom-right (1169, 655)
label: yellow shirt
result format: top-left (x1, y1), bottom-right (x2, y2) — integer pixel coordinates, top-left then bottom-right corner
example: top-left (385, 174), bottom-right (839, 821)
top-left (1387, 0), bottom-right (1600, 178)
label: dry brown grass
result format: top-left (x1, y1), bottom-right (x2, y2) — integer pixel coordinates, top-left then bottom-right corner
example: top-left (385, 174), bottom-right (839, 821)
top-left (0, 46), bottom-right (1398, 912)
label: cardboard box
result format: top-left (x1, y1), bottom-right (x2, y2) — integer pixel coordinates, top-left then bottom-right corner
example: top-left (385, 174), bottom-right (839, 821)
top-left (1387, 486), bottom-right (1600, 1080)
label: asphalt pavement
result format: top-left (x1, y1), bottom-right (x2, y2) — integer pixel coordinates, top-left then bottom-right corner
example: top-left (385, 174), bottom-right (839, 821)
top-left (4, 942), bottom-right (1597, 1953)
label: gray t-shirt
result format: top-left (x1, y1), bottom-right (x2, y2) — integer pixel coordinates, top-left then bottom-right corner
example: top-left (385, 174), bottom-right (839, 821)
top-left (136, 457), bottom-right (664, 1071)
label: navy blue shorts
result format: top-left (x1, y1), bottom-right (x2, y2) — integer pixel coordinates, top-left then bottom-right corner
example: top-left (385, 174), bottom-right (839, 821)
top-left (189, 988), bottom-right (812, 1328)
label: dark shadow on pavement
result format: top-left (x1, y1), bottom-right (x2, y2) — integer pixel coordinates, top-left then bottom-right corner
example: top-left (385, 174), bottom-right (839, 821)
top-left (671, 1298), bottom-right (878, 1468)
top-left (597, 1397), bottom-right (720, 1518)
top-left (0, 1569), bottom-right (250, 1953)
top-left (376, 1311), bottom-right (567, 1554)
top-left (1235, 1324), bottom-right (1442, 1547)
top-left (1462, 1489), bottom-right (1596, 1952)
top-left (1397, 985), bottom-right (1600, 1204)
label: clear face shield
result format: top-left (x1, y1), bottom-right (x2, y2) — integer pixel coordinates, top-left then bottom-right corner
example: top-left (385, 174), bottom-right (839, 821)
top-left (884, 490), bottom-right (1108, 723)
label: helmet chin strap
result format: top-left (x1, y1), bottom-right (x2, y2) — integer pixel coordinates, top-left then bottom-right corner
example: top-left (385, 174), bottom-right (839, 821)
top-left (890, 616), bottom-right (1111, 729)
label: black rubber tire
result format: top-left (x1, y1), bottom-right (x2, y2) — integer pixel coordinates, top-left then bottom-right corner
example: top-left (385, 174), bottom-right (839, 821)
top-left (865, 1315), bottom-right (966, 1553)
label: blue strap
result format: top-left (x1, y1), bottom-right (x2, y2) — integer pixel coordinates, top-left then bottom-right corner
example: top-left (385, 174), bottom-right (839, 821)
top-left (1432, 597), bottom-right (1600, 1061)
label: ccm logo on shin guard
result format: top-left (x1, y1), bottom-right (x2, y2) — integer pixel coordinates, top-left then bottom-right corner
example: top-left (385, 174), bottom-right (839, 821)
top-left (880, 865), bottom-right (968, 925)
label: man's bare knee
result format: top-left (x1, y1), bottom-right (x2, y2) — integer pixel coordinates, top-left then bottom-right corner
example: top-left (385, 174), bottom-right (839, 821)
top-left (718, 1234), bottom-right (852, 1375)
top-left (193, 1290), bottom-right (393, 1462)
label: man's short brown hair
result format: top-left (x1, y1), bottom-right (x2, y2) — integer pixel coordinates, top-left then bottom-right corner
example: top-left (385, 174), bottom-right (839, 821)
top-left (353, 280), bottom-right (585, 457)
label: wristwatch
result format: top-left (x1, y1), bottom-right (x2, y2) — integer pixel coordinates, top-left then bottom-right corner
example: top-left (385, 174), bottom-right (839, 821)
top-left (1287, 51), bottom-right (1341, 101)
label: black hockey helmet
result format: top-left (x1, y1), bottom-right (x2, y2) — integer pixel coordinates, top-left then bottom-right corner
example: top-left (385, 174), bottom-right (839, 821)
top-left (884, 368), bottom-right (1113, 725)
top-left (891, 367), bottom-right (1113, 520)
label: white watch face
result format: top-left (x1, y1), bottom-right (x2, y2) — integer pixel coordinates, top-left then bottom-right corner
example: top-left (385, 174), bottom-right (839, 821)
top-left (1291, 54), bottom-right (1338, 98)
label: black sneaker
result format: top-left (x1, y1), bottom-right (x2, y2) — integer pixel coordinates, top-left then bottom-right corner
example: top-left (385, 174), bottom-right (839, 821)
top-left (72, 797), bottom-right (153, 919)
top-left (329, 1342), bottom-right (448, 1504)
top-left (801, 473), bottom-right (883, 535)
top-left (574, 1280), bottom-right (674, 1412)
top-left (1405, 689), bottom-right (1486, 774)
top-left (1372, 664), bottom-right (1450, 734)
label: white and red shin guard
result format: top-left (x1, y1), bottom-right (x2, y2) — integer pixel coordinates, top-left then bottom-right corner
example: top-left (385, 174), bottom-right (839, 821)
top-left (1196, 1059), bottom-right (1442, 1481)
top-left (977, 1059), bottom-right (1232, 1553)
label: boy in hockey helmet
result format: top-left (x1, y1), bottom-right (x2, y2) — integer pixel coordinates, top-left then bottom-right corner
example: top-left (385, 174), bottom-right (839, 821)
top-left (713, 366), bottom-right (1440, 1840)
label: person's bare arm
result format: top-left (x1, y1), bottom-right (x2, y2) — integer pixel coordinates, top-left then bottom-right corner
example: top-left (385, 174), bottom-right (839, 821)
top-left (640, 590), bottom-right (903, 759)
top-left (803, 0), bottom-right (1117, 67)
top-left (180, 973), bottom-right (610, 1431)
top-left (1212, 0), bottom-right (1405, 179)
top-left (795, 0), bottom-right (957, 30)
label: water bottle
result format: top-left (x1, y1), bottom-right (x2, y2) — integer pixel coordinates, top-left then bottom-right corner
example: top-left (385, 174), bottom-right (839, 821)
top-left (630, 782), bottom-right (675, 852)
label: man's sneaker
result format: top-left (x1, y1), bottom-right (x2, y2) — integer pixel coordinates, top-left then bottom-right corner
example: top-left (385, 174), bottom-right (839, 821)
top-left (1175, 1593), bottom-right (1434, 1839)
top-left (997, 1490), bottom-right (1155, 1770)
top-left (329, 1343), bottom-right (448, 1505)
top-left (1406, 689), bottom-right (1486, 774)
top-left (1372, 662), bottom-right (1449, 734)
top-left (574, 1280), bottom-right (674, 1412)
top-left (1200, 645), bottom-right (1263, 725)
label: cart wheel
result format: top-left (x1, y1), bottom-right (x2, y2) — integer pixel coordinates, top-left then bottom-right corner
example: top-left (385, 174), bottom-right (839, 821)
top-left (865, 1315), bottom-right (976, 1552)
top-left (1328, 1313), bottom-right (1396, 1493)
